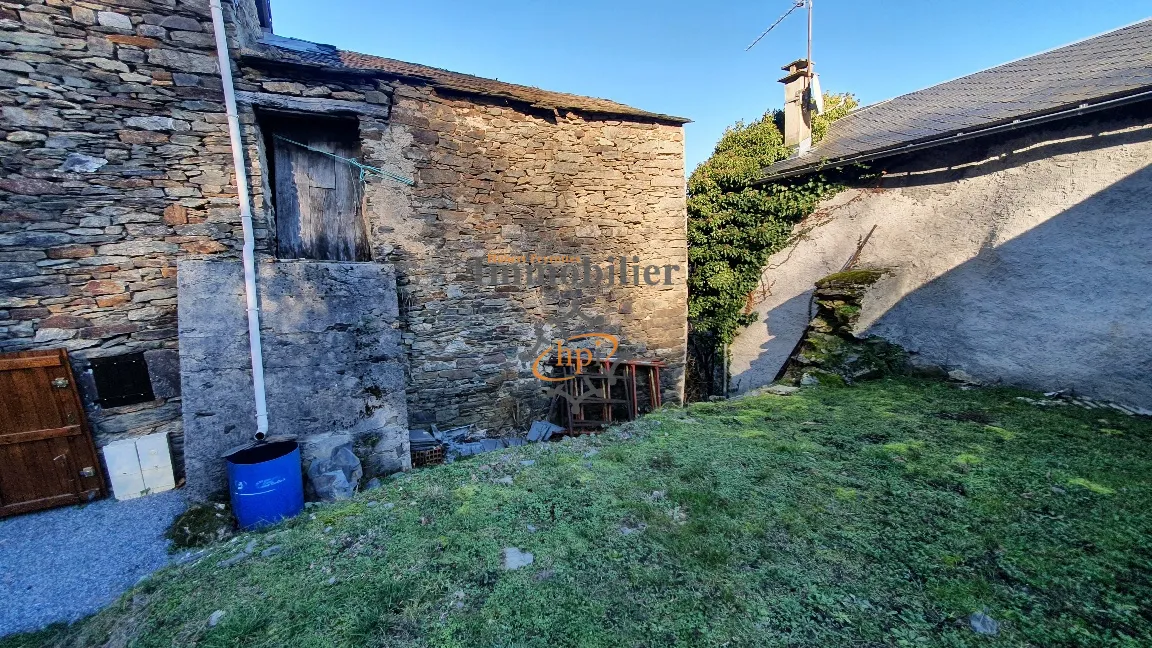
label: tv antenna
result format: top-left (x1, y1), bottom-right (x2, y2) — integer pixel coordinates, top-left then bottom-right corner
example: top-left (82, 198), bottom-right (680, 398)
top-left (746, 0), bottom-right (813, 64)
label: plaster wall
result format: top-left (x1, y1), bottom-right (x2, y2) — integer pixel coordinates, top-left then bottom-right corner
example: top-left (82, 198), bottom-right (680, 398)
top-left (730, 106), bottom-right (1152, 409)
top-left (178, 259), bottom-right (408, 498)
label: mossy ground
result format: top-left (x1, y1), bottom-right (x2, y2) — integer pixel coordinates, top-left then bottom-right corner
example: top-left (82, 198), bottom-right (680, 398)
top-left (5, 378), bottom-right (1151, 647)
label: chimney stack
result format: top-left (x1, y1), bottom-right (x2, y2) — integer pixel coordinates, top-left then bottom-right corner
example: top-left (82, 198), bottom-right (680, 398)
top-left (779, 59), bottom-right (812, 153)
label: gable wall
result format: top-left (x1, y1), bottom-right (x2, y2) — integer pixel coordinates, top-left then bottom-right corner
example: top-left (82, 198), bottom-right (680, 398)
top-left (730, 103), bottom-right (1152, 409)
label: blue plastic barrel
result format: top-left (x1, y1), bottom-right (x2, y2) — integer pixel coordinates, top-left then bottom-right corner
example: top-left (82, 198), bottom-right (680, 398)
top-left (225, 440), bottom-right (304, 530)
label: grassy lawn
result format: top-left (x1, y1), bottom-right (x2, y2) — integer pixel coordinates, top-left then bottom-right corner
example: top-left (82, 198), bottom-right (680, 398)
top-left (5, 378), bottom-right (1151, 647)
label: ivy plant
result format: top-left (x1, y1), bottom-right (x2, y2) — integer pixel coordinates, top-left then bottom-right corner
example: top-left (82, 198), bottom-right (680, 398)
top-left (687, 93), bottom-right (859, 349)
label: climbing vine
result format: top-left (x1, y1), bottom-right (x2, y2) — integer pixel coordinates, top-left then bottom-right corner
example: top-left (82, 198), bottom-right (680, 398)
top-left (687, 93), bottom-right (859, 347)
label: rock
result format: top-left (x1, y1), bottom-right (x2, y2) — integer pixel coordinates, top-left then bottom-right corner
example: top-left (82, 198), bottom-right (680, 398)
top-left (969, 612), bottom-right (999, 636)
top-left (526, 524), bottom-right (537, 532)
top-left (216, 553), bottom-right (248, 568)
top-left (244, 539), bottom-right (258, 554)
top-left (97, 11), bottom-right (133, 30)
top-left (260, 545), bottom-right (283, 558)
top-left (619, 523), bottom-right (647, 536)
top-left (364, 477), bottom-right (382, 491)
top-left (948, 369), bottom-right (982, 385)
top-left (147, 49), bottom-right (218, 74)
top-left (765, 384), bottom-right (800, 396)
top-left (159, 15), bottom-right (202, 31)
top-left (207, 610), bottom-right (225, 627)
top-left (519, 460), bottom-right (535, 466)
top-left (58, 153), bottom-right (108, 173)
top-left (527, 420), bottom-right (563, 441)
top-left (125, 116), bottom-right (177, 131)
top-left (502, 547), bottom-right (533, 570)
top-left (493, 475), bottom-right (514, 485)
top-left (800, 373), bottom-right (820, 386)
top-left (0, 178), bottom-right (61, 195)
top-left (7, 131), bottom-right (46, 143)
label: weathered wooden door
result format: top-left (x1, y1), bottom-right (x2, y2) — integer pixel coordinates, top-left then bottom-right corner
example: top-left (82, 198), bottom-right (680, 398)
top-left (0, 349), bottom-right (106, 517)
top-left (271, 120), bottom-right (370, 262)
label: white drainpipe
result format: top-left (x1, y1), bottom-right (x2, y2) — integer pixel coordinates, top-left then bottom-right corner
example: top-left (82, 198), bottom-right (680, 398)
top-left (209, 0), bottom-right (270, 440)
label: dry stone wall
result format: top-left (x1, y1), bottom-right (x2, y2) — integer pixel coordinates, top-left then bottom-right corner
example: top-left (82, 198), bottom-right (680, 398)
top-left (0, 0), bottom-right (251, 472)
top-left (357, 85), bottom-right (688, 431)
top-left (2, 0), bottom-right (690, 483)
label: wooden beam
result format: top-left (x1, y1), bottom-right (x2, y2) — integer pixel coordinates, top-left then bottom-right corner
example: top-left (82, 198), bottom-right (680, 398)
top-left (236, 91), bottom-right (391, 120)
top-left (0, 356), bottom-right (62, 371)
top-left (0, 425), bottom-right (81, 446)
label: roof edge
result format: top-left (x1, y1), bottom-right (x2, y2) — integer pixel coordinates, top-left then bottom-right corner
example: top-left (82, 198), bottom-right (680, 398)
top-left (240, 37), bottom-right (691, 126)
top-left (757, 85), bottom-right (1152, 183)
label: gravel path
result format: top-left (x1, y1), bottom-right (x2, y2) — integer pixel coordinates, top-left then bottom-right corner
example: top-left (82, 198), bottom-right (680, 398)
top-left (0, 489), bottom-right (188, 637)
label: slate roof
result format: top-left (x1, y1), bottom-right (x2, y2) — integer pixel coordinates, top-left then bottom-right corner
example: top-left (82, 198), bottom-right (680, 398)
top-left (763, 19), bottom-right (1152, 179)
top-left (243, 34), bottom-right (690, 124)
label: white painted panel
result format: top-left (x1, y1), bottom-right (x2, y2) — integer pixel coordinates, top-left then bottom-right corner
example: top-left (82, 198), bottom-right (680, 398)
top-left (136, 433), bottom-right (173, 472)
top-left (103, 439), bottom-right (141, 476)
top-left (140, 467), bottom-right (176, 493)
top-left (103, 439), bottom-right (146, 501)
top-left (136, 433), bottom-right (176, 494)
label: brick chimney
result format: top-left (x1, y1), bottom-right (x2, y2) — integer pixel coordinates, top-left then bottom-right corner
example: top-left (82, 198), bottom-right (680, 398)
top-left (779, 59), bottom-right (812, 153)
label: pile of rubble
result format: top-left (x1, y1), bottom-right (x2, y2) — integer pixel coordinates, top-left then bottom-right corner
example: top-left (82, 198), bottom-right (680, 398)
top-left (409, 420), bottom-right (565, 464)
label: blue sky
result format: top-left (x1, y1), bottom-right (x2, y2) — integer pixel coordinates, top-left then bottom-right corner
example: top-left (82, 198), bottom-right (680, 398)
top-left (269, 1), bottom-right (1151, 175)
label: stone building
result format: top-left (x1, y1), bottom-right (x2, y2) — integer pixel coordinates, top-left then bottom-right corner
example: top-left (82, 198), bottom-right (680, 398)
top-left (0, 0), bottom-right (688, 496)
top-left (730, 20), bottom-right (1152, 411)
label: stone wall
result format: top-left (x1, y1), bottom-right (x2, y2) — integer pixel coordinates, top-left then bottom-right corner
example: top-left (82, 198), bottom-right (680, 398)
top-left (1, 0), bottom-right (689, 484)
top-left (0, 0), bottom-right (250, 472)
top-left (730, 104), bottom-right (1152, 409)
top-left (178, 259), bottom-right (408, 498)
top-left (234, 59), bottom-right (689, 433)
top-left (360, 85), bottom-right (688, 430)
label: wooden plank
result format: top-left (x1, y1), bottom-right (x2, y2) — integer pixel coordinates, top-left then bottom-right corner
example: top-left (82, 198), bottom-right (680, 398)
top-left (0, 364), bottom-right (63, 436)
top-left (272, 121), bottom-right (369, 262)
top-left (0, 425), bottom-right (81, 446)
top-left (237, 91), bottom-right (391, 120)
top-left (0, 356), bottom-right (62, 371)
top-left (0, 493), bottom-right (84, 518)
top-left (273, 133), bottom-right (304, 259)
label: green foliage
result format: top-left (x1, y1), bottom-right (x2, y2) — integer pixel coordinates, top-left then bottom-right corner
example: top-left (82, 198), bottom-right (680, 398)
top-left (687, 93), bottom-right (859, 346)
top-left (9, 378), bottom-right (1152, 647)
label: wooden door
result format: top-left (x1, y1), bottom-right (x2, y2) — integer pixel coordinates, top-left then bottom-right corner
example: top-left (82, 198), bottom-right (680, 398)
top-left (0, 349), bottom-right (106, 517)
top-left (271, 120), bottom-right (369, 262)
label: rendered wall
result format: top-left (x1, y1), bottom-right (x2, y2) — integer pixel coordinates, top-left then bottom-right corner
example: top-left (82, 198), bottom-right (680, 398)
top-left (731, 105), bottom-right (1152, 409)
top-left (178, 259), bottom-right (408, 498)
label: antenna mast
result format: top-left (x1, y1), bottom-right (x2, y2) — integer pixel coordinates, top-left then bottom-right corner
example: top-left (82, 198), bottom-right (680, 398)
top-left (807, 0), bottom-right (813, 68)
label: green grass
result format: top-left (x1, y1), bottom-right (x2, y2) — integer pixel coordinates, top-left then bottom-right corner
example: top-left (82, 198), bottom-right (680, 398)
top-left (6, 378), bottom-right (1151, 647)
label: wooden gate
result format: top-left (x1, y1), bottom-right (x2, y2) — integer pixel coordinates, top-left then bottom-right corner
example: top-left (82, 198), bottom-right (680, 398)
top-left (0, 349), bottom-right (106, 517)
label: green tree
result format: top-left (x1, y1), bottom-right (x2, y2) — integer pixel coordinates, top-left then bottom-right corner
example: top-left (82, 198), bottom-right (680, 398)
top-left (687, 93), bottom-right (858, 346)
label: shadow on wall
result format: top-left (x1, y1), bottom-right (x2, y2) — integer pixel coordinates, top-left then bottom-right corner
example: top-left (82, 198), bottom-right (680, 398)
top-left (732, 107), bottom-right (1152, 408)
top-left (863, 163), bottom-right (1152, 407)
top-left (731, 290), bottom-right (814, 394)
